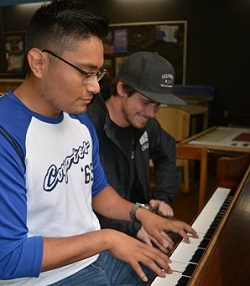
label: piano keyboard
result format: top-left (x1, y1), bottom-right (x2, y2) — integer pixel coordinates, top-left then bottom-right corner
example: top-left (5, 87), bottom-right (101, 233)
top-left (151, 187), bottom-right (233, 286)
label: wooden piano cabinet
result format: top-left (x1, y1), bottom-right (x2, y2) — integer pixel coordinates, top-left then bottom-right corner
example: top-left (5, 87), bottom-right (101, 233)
top-left (189, 166), bottom-right (250, 286)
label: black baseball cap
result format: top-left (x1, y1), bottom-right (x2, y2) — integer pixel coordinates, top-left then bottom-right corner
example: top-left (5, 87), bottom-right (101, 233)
top-left (118, 52), bottom-right (186, 106)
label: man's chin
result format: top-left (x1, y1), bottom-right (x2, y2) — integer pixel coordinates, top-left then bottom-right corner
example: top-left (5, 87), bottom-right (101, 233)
top-left (69, 105), bottom-right (87, 115)
top-left (132, 122), bottom-right (147, 129)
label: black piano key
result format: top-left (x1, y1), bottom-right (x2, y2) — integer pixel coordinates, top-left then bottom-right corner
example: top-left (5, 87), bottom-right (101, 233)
top-left (197, 193), bottom-right (233, 247)
top-left (203, 229), bottom-right (215, 240)
top-left (198, 238), bottom-right (210, 249)
top-left (214, 216), bottom-right (222, 222)
top-left (220, 207), bottom-right (227, 213)
top-left (190, 248), bottom-right (205, 263)
top-left (176, 276), bottom-right (190, 286)
top-left (215, 214), bottom-right (223, 221)
top-left (182, 263), bottom-right (197, 277)
top-left (216, 212), bottom-right (224, 218)
top-left (209, 222), bottom-right (218, 230)
top-left (210, 222), bottom-right (219, 230)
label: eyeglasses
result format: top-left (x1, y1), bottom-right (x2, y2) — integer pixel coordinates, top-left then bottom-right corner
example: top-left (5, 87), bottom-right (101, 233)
top-left (42, 49), bottom-right (107, 85)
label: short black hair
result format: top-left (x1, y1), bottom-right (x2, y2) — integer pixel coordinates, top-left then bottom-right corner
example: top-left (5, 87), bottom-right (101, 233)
top-left (25, 0), bottom-right (109, 55)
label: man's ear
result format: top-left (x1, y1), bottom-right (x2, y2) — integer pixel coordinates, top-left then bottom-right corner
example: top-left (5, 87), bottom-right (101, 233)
top-left (117, 81), bottom-right (126, 97)
top-left (27, 48), bottom-right (45, 78)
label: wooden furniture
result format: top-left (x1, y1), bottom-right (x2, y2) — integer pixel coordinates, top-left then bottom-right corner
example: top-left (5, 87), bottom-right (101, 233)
top-left (160, 104), bottom-right (209, 135)
top-left (172, 85), bottom-right (215, 126)
top-left (155, 106), bottom-right (191, 193)
top-left (156, 106), bottom-right (190, 140)
top-left (174, 104), bottom-right (208, 133)
top-left (176, 144), bottom-right (208, 209)
top-left (216, 153), bottom-right (250, 189)
top-left (150, 164), bottom-right (250, 285)
top-left (177, 126), bottom-right (250, 210)
top-left (154, 105), bottom-right (209, 194)
top-left (0, 78), bottom-right (23, 94)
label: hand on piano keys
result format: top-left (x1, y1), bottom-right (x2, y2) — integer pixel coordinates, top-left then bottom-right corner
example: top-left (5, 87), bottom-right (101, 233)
top-left (128, 201), bottom-right (200, 283)
top-left (150, 187), bottom-right (233, 285)
top-left (138, 206), bottom-right (199, 253)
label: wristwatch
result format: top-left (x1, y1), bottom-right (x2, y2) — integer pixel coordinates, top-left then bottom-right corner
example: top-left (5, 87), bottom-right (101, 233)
top-left (129, 203), bottom-right (149, 223)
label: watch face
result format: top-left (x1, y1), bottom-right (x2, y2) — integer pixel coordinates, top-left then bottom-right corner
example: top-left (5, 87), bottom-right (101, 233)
top-left (141, 203), bottom-right (150, 210)
top-left (141, 203), bottom-right (157, 213)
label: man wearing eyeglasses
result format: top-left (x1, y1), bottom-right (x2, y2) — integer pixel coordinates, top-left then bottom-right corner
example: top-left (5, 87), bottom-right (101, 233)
top-left (0, 1), bottom-right (197, 285)
top-left (87, 51), bottom-right (186, 245)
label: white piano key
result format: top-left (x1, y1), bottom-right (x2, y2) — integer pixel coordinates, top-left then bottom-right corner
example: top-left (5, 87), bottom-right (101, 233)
top-left (207, 187), bottom-right (231, 206)
top-left (192, 188), bottom-right (230, 233)
top-left (170, 236), bottom-right (203, 265)
top-left (170, 261), bottom-right (189, 272)
top-left (192, 207), bottom-right (218, 233)
top-left (151, 272), bottom-right (183, 286)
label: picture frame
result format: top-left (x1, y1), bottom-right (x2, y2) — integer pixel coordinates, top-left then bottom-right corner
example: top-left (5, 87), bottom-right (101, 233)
top-left (2, 32), bottom-right (26, 77)
top-left (104, 21), bottom-right (187, 84)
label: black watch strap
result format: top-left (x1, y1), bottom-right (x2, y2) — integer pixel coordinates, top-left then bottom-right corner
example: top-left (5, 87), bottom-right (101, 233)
top-left (129, 203), bottom-right (144, 223)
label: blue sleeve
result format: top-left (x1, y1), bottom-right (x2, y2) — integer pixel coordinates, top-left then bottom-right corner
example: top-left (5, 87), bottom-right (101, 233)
top-left (77, 114), bottom-right (109, 197)
top-left (0, 135), bottom-right (43, 279)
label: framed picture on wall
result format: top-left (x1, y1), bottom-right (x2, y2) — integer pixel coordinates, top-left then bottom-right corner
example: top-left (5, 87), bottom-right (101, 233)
top-left (104, 21), bottom-right (187, 85)
top-left (3, 32), bottom-right (26, 76)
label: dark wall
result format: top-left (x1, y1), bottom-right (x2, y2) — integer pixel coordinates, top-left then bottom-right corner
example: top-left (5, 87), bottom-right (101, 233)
top-left (0, 0), bottom-right (249, 126)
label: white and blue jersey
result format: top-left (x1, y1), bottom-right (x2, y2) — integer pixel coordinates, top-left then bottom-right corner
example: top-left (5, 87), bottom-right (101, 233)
top-left (0, 91), bottom-right (109, 285)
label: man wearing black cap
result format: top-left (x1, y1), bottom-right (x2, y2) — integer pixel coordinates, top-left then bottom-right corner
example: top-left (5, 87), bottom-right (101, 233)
top-left (87, 51), bottom-right (186, 247)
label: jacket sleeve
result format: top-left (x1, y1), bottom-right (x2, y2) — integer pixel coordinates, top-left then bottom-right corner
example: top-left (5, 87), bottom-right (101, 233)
top-left (149, 119), bottom-right (180, 205)
top-left (96, 213), bottom-right (141, 237)
top-left (87, 99), bottom-right (141, 237)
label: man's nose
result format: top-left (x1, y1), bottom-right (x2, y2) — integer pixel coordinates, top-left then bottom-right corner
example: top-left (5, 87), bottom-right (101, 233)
top-left (86, 77), bottom-right (101, 94)
top-left (147, 104), bottom-right (158, 118)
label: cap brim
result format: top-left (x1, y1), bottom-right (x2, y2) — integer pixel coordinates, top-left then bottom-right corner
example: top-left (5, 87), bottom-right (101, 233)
top-left (135, 89), bottom-right (187, 106)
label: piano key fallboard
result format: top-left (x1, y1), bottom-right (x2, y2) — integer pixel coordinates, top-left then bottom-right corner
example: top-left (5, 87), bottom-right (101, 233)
top-left (151, 187), bottom-right (233, 286)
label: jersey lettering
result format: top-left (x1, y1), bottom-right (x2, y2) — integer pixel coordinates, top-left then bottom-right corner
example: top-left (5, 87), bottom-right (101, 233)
top-left (84, 163), bottom-right (94, 184)
top-left (43, 141), bottom-right (90, 191)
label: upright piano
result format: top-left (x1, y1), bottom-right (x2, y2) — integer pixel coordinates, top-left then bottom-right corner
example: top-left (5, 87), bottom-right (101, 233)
top-left (150, 165), bottom-right (250, 286)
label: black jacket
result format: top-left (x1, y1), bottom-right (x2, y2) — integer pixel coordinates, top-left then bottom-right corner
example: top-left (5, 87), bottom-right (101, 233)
top-left (86, 93), bottom-right (180, 236)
